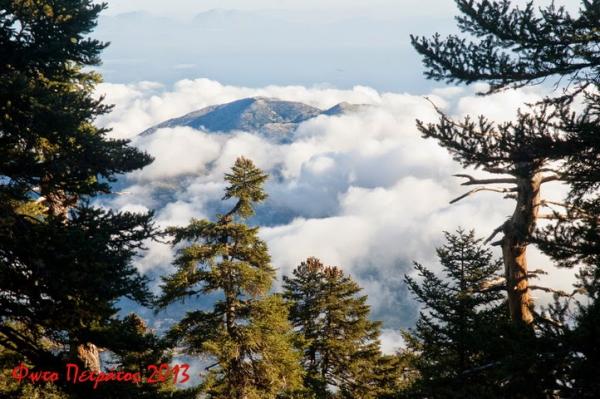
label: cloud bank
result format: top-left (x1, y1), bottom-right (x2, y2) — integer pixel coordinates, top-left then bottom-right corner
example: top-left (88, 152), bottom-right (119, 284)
top-left (96, 79), bottom-right (572, 348)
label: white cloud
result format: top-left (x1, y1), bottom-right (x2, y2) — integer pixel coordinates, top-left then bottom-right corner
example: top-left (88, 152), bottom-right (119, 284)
top-left (96, 79), bottom-right (395, 140)
top-left (380, 329), bottom-right (405, 355)
top-left (131, 127), bottom-right (222, 181)
top-left (97, 78), bottom-right (576, 328)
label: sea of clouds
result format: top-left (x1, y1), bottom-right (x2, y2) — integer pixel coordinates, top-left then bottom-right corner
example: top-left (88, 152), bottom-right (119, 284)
top-left (95, 78), bottom-right (574, 354)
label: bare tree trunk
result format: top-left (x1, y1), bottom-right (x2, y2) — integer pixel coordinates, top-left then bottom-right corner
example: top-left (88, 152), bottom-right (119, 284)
top-left (501, 170), bottom-right (542, 325)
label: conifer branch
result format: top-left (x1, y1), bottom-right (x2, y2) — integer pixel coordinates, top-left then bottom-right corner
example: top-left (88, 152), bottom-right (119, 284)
top-left (528, 286), bottom-right (574, 298)
top-left (485, 223), bottom-right (506, 244)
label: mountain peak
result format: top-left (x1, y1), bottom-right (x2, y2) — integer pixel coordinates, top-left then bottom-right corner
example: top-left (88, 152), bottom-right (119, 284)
top-left (140, 97), bottom-right (365, 139)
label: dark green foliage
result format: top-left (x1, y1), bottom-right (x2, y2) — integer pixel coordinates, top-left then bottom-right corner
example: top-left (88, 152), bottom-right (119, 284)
top-left (0, 206), bottom-right (155, 365)
top-left (160, 157), bottom-right (302, 399)
top-left (223, 157), bottom-right (269, 219)
top-left (0, 1), bottom-right (152, 204)
top-left (283, 257), bottom-right (395, 399)
top-left (417, 101), bottom-right (565, 174)
top-left (412, 0), bottom-right (600, 244)
top-left (411, 0), bottom-right (600, 199)
top-left (401, 234), bottom-right (574, 398)
top-left (569, 298), bottom-right (600, 397)
top-left (0, 1), bottom-right (163, 397)
top-left (89, 314), bottom-right (189, 399)
top-left (403, 230), bottom-right (506, 397)
top-left (412, 2), bottom-right (600, 394)
top-left (413, 15), bottom-right (572, 326)
top-left (411, 0), bottom-right (600, 92)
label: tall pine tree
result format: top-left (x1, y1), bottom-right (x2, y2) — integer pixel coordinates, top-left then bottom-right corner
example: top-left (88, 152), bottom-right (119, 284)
top-left (159, 157), bottom-right (303, 399)
top-left (283, 257), bottom-right (392, 399)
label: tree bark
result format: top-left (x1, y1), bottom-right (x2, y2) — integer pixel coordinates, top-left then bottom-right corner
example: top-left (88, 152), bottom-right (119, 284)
top-left (501, 170), bottom-right (542, 325)
top-left (70, 342), bottom-right (101, 372)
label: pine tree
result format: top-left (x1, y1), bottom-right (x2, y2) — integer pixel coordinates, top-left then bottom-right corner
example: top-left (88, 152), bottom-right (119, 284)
top-left (159, 157), bottom-right (303, 399)
top-left (0, 1), bottom-right (163, 396)
top-left (410, 0), bottom-right (600, 278)
top-left (415, 102), bottom-right (568, 325)
top-left (409, 0), bottom-right (600, 327)
top-left (403, 229), bottom-right (506, 397)
top-left (411, 1), bottom-right (600, 393)
top-left (283, 257), bottom-right (392, 399)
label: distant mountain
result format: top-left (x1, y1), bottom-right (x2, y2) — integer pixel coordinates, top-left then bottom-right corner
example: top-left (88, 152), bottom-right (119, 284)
top-left (140, 97), bottom-right (368, 139)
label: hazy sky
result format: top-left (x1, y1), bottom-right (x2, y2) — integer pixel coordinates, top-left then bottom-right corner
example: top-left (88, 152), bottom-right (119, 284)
top-left (99, 0), bottom-right (577, 18)
top-left (94, 0), bottom-right (580, 91)
top-left (99, 0), bottom-right (457, 18)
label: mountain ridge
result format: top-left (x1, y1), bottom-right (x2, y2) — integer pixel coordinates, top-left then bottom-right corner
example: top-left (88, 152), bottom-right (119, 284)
top-left (140, 97), bottom-right (368, 139)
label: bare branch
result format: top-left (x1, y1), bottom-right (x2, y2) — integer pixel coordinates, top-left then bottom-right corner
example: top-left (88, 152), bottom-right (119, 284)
top-left (540, 199), bottom-right (570, 209)
top-left (540, 200), bottom-right (598, 220)
top-left (536, 314), bottom-right (564, 328)
top-left (465, 277), bottom-right (506, 293)
top-left (205, 362), bottom-right (219, 371)
top-left (528, 269), bottom-right (547, 276)
top-left (541, 175), bottom-right (563, 183)
top-left (450, 186), bottom-right (518, 204)
top-left (454, 174), bottom-right (518, 186)
top-left (538, 167), bottom-right (563, 175)
top-left (480, 277), bottom-right (506, 291)
top-left (485, 223), bottom-right (506, 244)
top-left (460, 361), bottom-right (501, 375)
top-left (529, 285), bottom-right (574, 297)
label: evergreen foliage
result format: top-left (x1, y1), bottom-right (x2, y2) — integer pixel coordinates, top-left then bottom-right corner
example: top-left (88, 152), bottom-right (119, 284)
top-left (160, 157), bottom-right (303, 399)
top-left (411, 0), bottom-right (600, 93)
top-left (402, 229), bottom-right (506, 397)
top-left (283, 257), bottom-right (396, 399)
top-left (0, 1), bottom-right (170, 397)
top-left (411, 0), bottom-right (600, 394)
top-left (415, 95), bottom-right (564, 324)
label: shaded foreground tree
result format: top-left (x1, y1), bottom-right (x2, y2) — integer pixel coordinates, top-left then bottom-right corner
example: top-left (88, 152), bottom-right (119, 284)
top-left (410, 0), bottom-right (600, 93)
top-left (283, 257), bottom-right (401, 399)
top-left (402, 230), bottom-right (506, 397)
top-left (411, 0), bottom-right (600, 326)
top-left (411, 0), bottom-right (600, 395)
top-left (0, 1), bottom-right (178, 397)
top-left (159, 157), bottom-right (303, 399)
